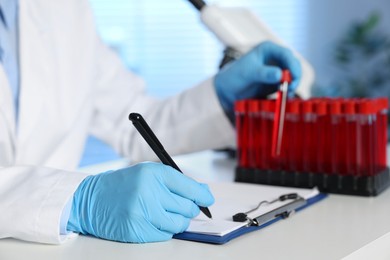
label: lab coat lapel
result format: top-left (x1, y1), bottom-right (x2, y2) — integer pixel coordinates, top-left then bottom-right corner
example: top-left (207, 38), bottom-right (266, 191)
top-left (17, 0), bottom-right (54, 146)
top-left (0, 65), bottom-right (16, 162)
top-left (0, 65), bottom-right (16, 132)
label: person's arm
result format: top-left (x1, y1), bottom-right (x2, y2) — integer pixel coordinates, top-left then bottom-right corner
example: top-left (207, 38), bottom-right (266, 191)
top-left (0, 166), bottom-right (89, 244)
top-left (64, 0), bottom-right (302, 245)
top-left (87, 31), bottom-right (301, 165)
top-left (88, 39), bottom-right (236, 162)
top-left (81, 3), bottom-right (235, 162)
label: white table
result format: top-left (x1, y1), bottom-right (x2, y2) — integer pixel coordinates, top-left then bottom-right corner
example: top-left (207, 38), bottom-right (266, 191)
top-left (1, 151), bottom-right (389, 260)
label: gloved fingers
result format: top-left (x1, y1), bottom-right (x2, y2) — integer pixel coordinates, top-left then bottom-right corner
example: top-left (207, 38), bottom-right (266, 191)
top-left (252, 42), bottom-right (302, 91)
top-left (161, 192), bottom-right (200, 218)
top-left (161, 167), bottom-right (215, 207)
top-left (126, 217), bottom-right (174, 243)
top-left (254, 65), bottom-right (300, 95)
top-left (235, 45), bottom-right (301, 88)
top-left (284, 56), bottom-right (301, 93)
top-left (253, 65), bottom-right (283, 85)
top-left (149, 210), bottom-right (191, 234)
top-left (259, 42), bottom-right (301, 79)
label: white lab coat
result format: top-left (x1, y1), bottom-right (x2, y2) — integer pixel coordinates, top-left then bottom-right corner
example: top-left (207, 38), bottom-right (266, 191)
top-left (0, 0), bottom-right (235, 244)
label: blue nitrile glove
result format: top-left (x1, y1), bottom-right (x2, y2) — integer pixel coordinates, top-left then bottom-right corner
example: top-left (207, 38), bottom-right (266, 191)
top-left (214, 41), bottom-right (302, 113)
top-left (67, 162), bottom-right (214, 243)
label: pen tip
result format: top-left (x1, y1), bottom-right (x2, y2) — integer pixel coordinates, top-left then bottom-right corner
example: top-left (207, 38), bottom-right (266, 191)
top-left (201, 207), bottom-right (213, 219)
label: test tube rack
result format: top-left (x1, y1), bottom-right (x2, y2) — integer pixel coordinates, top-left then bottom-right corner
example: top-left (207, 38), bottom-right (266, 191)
top-left (234, 98), bottom-right (389, 196)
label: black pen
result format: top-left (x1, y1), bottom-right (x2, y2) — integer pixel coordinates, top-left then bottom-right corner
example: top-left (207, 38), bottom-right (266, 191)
top-left (129, 112), bottom-right (213, 219)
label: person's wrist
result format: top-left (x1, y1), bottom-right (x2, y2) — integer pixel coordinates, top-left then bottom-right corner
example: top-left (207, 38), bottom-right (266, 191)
top-left (214, 74), bottom-right (234, 110)
top-left (214, 75), bottom-right (235, 125)
top-left (66, 175), bottom-right (92, 234)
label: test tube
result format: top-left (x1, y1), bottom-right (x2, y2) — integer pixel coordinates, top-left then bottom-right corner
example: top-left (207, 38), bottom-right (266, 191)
top-left (248, 100), bottom-right (261, 169)
top-left (259, 100), bottom-right (273, 170)
top-left (268, 101), bottom-right (277, 170)
top-left (272, 70), bottom-right (291, 158)
top-left (314, 100), bottom-right (327, 174)
top-left (302, 101), bottom-right (316, 173)
top-left (235, 100), bottom-right (249, 168)
top-left (294, 100), bottom-right (304, 172)
top-left (336, 99), bottom-right (348, 176)
top-left (285, 99), bottom-right (300, 172)
top-left (371, 99), bottom-right (379, 175)
top-left (370, 99), bottom-right (378, 176)
top-left (329, 100), bottom-right (342, 175)
top-left (377, 98), bottom-right (388, 170)
top-left (343, 100), bottom-right (357, 176)
top-left (317, 99), bottom-right (331, 175)
top-left (356, 100), bottom-right (376, 176)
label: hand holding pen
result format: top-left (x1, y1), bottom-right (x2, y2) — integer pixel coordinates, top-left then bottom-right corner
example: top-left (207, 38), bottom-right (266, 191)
top-left (68, 161), bottom-right (214, 243)
top-left (66, 113), bottom-right (214, 243)
top-left (129, 112), bottom-right (214, 219)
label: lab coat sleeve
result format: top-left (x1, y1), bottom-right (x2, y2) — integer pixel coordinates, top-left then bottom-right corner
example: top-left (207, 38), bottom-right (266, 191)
top-left (0, 166), bottom-right (89, 244)
top-left (86, 11), bottom-right (236, 162)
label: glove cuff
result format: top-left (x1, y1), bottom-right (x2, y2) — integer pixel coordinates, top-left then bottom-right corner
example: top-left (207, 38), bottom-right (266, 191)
top-left (66, 175), bottom-right (93, 234)
top-left (214, 75), bottom-right (236, 118)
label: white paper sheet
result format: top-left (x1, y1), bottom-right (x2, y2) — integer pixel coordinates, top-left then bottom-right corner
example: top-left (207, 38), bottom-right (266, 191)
top-left (185, 183), bottom-right (319, 236)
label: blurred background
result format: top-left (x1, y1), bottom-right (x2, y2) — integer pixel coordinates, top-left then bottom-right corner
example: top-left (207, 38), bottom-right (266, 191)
top-left (80, 0), bottom-right (390, 166)
top-left (89, 0), bottom-right (390, 98)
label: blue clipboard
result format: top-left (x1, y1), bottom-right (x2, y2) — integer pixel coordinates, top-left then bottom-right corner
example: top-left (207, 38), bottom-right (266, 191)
top-left (174, 193), bottom-right (327, 244)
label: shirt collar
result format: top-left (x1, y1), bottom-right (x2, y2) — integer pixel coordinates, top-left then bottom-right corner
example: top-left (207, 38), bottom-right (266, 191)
top-left (0, 0), bottom-right (18, 29)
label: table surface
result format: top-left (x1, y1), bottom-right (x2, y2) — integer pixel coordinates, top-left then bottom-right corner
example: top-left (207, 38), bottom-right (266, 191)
top-left (1, 150), bottom-right (390, 260)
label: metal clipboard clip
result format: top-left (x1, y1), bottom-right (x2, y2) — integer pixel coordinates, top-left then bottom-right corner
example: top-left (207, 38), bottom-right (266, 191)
top-left (232, 193), bottom-right (307, 227)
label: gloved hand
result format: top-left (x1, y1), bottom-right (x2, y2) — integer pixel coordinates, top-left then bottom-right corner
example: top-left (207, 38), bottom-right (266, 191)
top-left (214, 41), bottom-right (302, 113)
top-left (67, 162), bottom-right (214, 243)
